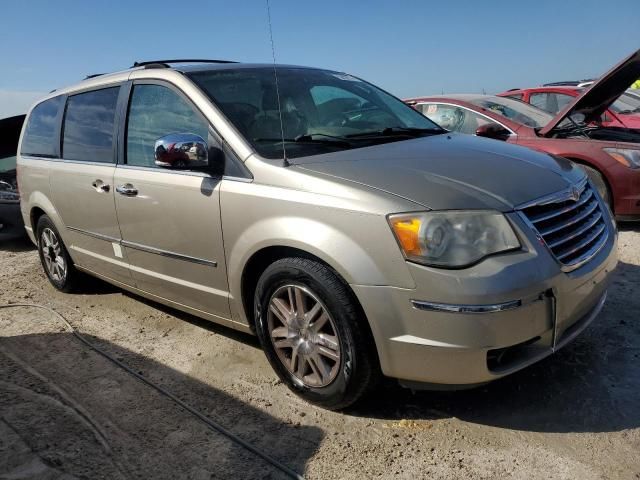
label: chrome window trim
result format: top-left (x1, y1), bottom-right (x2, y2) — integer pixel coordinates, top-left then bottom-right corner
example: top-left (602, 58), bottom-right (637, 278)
top-left (66, 226), bottom-right (217, 267)
top-left (414, 101), bottom-right (517, 136)
top-left (114, 164), bottom-right (253, 183)
top-left (22, 155), bottom-right (116, 167)
top-left (411, 293), bottom-right (544, 314)
top-left (115, 163), bottom-right (219, 179)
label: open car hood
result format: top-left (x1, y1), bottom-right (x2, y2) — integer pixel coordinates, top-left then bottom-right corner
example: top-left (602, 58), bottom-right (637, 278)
top-left (540, 49), bottom-right (640, 136)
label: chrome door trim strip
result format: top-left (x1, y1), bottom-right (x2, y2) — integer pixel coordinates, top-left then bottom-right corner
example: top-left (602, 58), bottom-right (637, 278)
top-left (67, 226), bottom-right (217, 267)
top-left (70, 245), bottom-right (224, 295)
top-left (121, 240), bottom-right (218, 267)
top-left (67, 226), bottom-right (121, 243)
top-left (411, 293), bottom-right (544, 314)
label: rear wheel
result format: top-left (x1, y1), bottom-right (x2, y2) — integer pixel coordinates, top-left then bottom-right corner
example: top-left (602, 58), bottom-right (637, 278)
top-left (254, 257), bottom-right (379, 410)
top-left (36, 215), bottom-right (80, 292)
top-left (582, 165), bottom-right (612, 209)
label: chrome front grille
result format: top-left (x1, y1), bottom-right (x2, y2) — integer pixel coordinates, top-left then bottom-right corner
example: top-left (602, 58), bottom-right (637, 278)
top-left (519, 179), bottom-right (609, 271)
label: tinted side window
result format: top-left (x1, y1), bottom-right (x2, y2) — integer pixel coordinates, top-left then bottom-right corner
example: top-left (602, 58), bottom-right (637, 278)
top-left (554, 93), bottom-right (574, 112)
top-left (126, 84), bottom-right (208, 168)
top-left (21, 96), bottom-right (64, 157)
top-left (62, 87), bottom-right (120, 163)
top-left (529, 93), bottom-right (550, 111)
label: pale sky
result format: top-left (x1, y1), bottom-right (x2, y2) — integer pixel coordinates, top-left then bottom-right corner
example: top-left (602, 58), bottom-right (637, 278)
top-left (0, 90), bottom-right (46, 118)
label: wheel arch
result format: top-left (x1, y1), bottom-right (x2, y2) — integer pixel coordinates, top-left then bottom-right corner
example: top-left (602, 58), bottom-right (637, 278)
top-left (27, 193), bottom-right (67, 241)
top-left (565, 156), bottom-right (615, 211)
top-left (240, 245), bottom-right (358, 332)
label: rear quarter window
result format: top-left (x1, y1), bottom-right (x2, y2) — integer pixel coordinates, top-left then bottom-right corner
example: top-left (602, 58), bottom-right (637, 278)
top-left (20, 96), bottom-right (64, 158)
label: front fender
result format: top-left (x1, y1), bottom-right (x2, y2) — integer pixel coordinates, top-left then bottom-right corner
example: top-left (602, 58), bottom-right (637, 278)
top-left (224, 214), bottom-right (416, 325)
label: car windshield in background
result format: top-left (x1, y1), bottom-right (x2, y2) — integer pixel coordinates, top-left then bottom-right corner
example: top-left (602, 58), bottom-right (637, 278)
top-left (610, 92), bottom-right (640, 114)
top-left (0, 155), bottom-right (17, 173)
top-left (188, 67), bottom-right (444, 159)
top-left (468, 96), bottom-right (554, 129)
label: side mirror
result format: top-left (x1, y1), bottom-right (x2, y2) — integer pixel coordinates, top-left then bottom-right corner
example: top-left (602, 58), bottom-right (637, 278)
top-left (475, 123), bottom-right (511, 141)
top-left (154, 133), bottom-right (208, 169)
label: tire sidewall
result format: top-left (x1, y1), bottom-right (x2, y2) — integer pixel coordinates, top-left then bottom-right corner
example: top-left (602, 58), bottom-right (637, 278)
top-left (36, 216), bottom-right (72, 291)
top-left (583, 165), bottom-right (611, 208)
top-left (254, 261), bottom-right (359, 407)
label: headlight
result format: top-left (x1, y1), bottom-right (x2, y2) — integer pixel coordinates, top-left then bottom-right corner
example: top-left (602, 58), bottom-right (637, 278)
top-left (388, 210), bottom-right (520, 268)
top-left (603, 147), bottom-right (640, 169)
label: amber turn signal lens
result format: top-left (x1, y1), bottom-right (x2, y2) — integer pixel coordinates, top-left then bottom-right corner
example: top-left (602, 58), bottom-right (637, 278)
top-left (607, 151), bottom-right (630, 167)
top-left (390, 218), bottom-right (422, 256)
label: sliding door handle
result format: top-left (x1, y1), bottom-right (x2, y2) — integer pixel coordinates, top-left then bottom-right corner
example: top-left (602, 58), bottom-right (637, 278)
top-left (116, 184), bottom-right (138, 196)
top-left (91, 179), bottom-right (110, 193)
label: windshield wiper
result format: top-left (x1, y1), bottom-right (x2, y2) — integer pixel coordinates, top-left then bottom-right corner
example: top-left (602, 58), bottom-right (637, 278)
top-left (252, 135), bottom-right (353, 148)
top-left (345, 126), bottom-right (444, 138)
top-left (294, 133), bottom-right (353, 146)
top-left (617, 108), bottom-right (640, 114)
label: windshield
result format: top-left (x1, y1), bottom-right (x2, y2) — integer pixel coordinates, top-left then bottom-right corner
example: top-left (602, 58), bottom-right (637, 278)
top-left (467, 96), bottom-right (555, 129)
top-left (610, 92), bottom-right (640, 114)
top-left (188, 67), bottom-right (443, 159)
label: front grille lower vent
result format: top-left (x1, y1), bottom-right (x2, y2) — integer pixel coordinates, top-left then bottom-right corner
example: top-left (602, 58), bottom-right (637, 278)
top-left (519, 179), bottom-right (608, 270)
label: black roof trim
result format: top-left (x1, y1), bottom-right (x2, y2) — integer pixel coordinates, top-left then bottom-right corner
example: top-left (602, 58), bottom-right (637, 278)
top-left (131, 59), bottom-right (238, 69)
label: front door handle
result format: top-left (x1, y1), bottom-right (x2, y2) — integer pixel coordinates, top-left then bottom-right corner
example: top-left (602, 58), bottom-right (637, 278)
top-left (91, 179), bottom-right (110, 193)
top-left (116, 184), bottom-right (138, 196)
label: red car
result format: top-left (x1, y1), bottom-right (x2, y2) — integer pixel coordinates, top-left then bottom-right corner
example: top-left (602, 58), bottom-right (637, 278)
top-left (406, 49), bottom-right (640, 221)
top-left (498, 86), bottom-right (640, 130)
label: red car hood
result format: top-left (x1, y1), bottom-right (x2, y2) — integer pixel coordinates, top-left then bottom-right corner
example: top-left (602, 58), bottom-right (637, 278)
top-left (540, 48), bottom-right (640, 136)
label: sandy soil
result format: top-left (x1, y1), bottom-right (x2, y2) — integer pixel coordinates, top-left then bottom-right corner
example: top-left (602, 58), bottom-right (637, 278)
top-left (1, 227), bottom-right (639, 479)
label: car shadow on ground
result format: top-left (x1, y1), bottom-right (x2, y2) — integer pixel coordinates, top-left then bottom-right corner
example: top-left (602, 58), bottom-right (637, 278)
top-left (349, 260), bottom-right (640, 435)
top-left (0, 329), bottom-right (321, 479)
top-left (618, 222), bottom-right (640, 232)
top-left (123, 292), bottom-right (263, 349)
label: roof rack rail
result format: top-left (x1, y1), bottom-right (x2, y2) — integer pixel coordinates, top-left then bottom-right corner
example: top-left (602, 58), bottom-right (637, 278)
top-left (131, 59), bottom-right (238, 69)
top-left (84, 73), bottom-right (106, 80)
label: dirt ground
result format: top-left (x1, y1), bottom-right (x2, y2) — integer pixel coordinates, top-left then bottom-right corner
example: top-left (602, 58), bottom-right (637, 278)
top-left (1, 227), bottom-right (639, 480)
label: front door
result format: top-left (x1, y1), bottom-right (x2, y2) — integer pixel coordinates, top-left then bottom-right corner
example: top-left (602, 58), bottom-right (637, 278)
top-left (114, 82), bottom-right (230, 319)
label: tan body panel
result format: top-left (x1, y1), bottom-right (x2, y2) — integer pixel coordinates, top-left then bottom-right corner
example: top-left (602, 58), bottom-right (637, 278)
top-left (113, 166), bottom-right (230, 319)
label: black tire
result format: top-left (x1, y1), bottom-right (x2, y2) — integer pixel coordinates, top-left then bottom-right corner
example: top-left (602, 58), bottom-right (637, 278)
top-left (254, 257), bottom-right (379, 410)
top-left (582, 165), bottom-right (612, 209)
top-left (36, 215), bottom-right (80, 292)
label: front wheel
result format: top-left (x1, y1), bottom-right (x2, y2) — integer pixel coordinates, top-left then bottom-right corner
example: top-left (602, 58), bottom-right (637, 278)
top-left (582, 165), bottom-right (612, 209)
top-left (254, 257), bottom-right (379, 410)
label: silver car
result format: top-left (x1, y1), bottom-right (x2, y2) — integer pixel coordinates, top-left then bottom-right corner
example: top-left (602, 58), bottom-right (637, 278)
top-left (17, 60), bottom-right (617, 409)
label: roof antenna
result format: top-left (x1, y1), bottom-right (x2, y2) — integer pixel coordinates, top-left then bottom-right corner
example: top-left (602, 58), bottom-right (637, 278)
top-left (266, 0), bottom-right (289, 166)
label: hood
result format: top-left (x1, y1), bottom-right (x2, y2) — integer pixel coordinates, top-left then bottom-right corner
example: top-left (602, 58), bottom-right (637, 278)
top-left (540, 49), bottom-right (640, 136)
top-left (292, 134), bottom-right (585, 211)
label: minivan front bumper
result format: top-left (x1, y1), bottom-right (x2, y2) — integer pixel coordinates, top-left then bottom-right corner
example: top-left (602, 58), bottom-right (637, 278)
top-left (351, 211), bottom-right (618, 387)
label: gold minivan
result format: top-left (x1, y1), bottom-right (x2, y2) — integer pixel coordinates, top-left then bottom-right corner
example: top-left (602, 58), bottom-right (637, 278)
top-left (18, 60), bottom-right (617, 409)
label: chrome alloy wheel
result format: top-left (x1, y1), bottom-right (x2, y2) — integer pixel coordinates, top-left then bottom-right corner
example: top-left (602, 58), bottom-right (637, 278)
top-left (267, 284), bottom-right (341, 387)
top-left (41, 228), bottom-right (67, 282)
